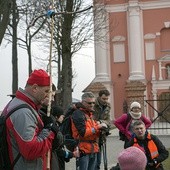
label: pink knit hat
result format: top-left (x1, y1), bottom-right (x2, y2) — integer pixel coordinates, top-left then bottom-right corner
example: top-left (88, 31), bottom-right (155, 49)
top-left (118, 146), bottom-right (147, 170)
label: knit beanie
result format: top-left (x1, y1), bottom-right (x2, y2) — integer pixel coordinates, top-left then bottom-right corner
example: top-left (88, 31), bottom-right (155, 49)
top-left (118, 146), bottom-right (147, 170)
top-left (27, 69), bottom-right (50, 86)
top-left (130, 102), bottom-right (141, 110)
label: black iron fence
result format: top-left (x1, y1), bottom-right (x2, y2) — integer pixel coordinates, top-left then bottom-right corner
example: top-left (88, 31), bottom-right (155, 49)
top-left (145, 99), bottom-right (170, 135)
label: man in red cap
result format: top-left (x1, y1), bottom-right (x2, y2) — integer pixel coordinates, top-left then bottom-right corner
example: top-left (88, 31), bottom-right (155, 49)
top-left (2, 69), bottom-right (59, 170)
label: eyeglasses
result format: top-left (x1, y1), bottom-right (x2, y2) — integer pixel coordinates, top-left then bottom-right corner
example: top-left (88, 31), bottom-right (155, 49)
top-left (84, 101), bottom-right (95, 105)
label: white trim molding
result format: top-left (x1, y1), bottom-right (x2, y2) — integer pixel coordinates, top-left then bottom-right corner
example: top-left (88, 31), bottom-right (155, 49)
top-left (105, 0), bottom-right (170, 13)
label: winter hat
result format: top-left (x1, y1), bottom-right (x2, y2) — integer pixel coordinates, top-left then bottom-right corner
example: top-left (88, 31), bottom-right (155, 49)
top-left (130, 102), bottom-right (141, 110)
top-left (51, 106), bottom-right (64, 118)
top-left (130, 102), bottom-right (142, 119)
top-left (118, 146), bottom-right (147, 170)
top-left (27, 69), bottom-right (50, 86)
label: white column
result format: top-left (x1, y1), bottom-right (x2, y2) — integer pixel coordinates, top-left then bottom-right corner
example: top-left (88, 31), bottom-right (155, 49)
top-left (158, 61), bottom-right (163, 80)
top-left (93, 4), bottom-right (110, 82)
top-left (152, 65), bottom-right (156, 80)
top-left (152, 89), bottom-right (158, 119)
top-left (127, 1), bottom-right (145, 80)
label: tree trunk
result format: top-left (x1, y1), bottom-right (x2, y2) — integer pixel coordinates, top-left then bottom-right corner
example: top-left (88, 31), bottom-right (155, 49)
top-left (0, 0), bottom-right (11, 44)
top-left (27, 36), bottom-right (32, 74)
top-left (60, 0), bottom-right (74, 110)
top-left (12, 0), bottom-right (18, 94)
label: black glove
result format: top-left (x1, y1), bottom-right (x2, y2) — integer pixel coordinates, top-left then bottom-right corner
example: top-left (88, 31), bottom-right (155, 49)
top-left (43, 115), bottom-right (55, 127)
top-left (148, 159), bottom-right (158, 167)
top-left (45, 122), bottom-right (59, 134)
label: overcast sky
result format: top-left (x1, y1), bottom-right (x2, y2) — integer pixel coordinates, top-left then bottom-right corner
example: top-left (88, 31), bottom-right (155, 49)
top-left (0, 42), bottom-right (95, 111)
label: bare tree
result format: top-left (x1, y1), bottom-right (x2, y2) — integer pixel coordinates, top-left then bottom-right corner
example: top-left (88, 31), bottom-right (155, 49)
top-left (11, 0), bottom-right (19, 93)
top-left (17, 0), bottom-right (49, 74)
top-left (26, 0), bottom-right (109, 109)
top-left (0, 0), bottom-right (12, 45)
top-left (1, 0), bottom-right (110, 110)
top-left (46, 0), bottom-right (94, 109)
top-left (4, 0), bottom-right (19, 93)
top-left (52, 0), bottom-right (110, 110)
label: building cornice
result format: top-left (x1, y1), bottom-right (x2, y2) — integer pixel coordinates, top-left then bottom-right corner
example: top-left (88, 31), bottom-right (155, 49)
top-left (152, 80), bottom-right (170, 90)
top-left (105, 0), bottom-right (170, 13)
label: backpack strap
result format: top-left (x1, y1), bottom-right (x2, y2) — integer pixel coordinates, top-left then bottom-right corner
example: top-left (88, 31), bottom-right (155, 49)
top-left (5, 104), bottom-right (33, 120)
top-left (5, 103), bottom-right (33, 169)
top-left (125, 113), bottom-right (131, 125)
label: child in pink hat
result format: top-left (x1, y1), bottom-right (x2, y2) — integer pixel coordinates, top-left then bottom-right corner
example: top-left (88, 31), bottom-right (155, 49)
top-left (118, 146), bottom-right (147, 170)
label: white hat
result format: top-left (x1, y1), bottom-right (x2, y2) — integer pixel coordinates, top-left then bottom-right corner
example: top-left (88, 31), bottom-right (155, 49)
top-left (130, 102), bottom-right (141, 110)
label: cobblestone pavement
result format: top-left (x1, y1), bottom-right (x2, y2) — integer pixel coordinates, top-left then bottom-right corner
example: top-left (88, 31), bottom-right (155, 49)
top-left (65, 128), bottom-right (170, 170)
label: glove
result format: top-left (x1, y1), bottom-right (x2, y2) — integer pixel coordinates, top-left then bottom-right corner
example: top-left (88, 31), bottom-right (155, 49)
top-left (45, 122), bottom-right (59, 134)
top-left (43, 115), bottom-right (56, 127)
top-left (148, 159), bottom-right (158, 167)
top-left (97, 122), bottom-right (107, 129)
top-left (100, 122), bottom-right (108, 130)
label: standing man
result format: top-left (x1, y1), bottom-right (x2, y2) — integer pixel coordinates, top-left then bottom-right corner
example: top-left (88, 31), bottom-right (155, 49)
top-left (3, 69), bottom-right (59, 170)
top-left (71, 92), bottom-right (108, 170)
top-left (93, 89), bottom-right (111, 170)
top-left (126, 120), bottom-right (169, 170)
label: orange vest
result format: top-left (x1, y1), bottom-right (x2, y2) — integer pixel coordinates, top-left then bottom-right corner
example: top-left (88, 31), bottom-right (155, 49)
top-left (133, 133), bottom-right (160, 168)
top-left (133, 133), bottom-right (159, 159)
top-left (71, 109), bottom-right (100, 154)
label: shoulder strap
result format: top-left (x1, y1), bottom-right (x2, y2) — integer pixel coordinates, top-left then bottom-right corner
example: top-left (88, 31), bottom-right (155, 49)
top-left (5, 104), bottom-right (33, 120)
top-left (125, 113), bottom-right (131, 125)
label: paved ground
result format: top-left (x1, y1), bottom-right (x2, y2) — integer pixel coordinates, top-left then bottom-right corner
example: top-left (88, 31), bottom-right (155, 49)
top-left (65, 128), bottom-right (170, 170)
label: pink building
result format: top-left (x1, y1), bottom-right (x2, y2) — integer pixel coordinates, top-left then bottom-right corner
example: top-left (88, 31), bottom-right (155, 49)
top-left (90, 0), bottom-right (170, 120)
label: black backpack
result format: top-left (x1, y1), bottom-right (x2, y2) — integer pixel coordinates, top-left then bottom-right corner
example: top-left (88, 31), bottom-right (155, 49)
top-left (0, 104), bottom-right (32, 170)
top-left (119, 113), bottom-right (131, 141)
top-left (60, 107), bottom-right (78, 152)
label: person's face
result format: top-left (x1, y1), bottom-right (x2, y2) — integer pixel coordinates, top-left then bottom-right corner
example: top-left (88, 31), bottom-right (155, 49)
top-left (131, 107), bottom-right (141, 113)
top-left (99, 94), bottom-right (109, 105)
top-left (41, 91), bottom-right (56, 106)
top-left (133, 124), bottom-right (146, 139)
top-left (82, 97), bottom-right (95, 111)
top-left (32, 85), bottom-right (50, 104)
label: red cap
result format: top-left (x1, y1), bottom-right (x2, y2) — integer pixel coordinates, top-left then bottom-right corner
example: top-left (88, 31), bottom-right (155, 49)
top-left (27, 69), bottom-right (50, 86)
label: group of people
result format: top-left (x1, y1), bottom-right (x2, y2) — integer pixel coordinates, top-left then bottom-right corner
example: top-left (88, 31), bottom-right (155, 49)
top-left (113, 102), bottom-right (169, 170)
top-left (2, 69), bottom-right (111, 170)
top-left (2, 69), bottom-right (169, 170)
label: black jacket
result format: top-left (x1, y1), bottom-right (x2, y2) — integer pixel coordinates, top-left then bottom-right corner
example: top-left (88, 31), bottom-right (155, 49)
top-left (126, 132), bottom-right (169, 170)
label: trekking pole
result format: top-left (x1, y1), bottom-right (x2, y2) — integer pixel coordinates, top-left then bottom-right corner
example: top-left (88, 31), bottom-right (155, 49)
top-left (102, 138), bottom-right (108, 170)
top-left (46, 2), bottom-right (55, 170)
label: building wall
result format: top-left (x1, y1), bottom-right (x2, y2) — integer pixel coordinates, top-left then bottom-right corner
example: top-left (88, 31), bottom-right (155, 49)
top-left (93, 0), bottom-right (170, 119)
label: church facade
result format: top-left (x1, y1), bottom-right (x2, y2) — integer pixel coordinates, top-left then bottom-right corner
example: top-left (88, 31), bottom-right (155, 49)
top-left (89, 0), bottom-right (170, 119)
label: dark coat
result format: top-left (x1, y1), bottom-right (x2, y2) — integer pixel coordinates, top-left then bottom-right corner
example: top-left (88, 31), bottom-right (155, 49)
top-left (126, 132), bottom-right (169, 170)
